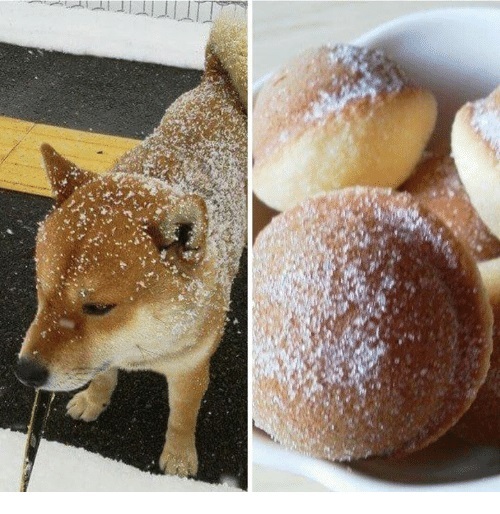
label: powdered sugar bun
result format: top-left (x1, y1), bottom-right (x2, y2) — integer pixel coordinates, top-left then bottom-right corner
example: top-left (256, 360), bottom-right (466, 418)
top-left (401, 153), bottom-right (500, 262)
top-left (253, 45), bottom-right (437, 211)
top-left (452, 86), bottom-right (500, 239)
top-left (452, 257), bottom-right (500, 447)
top-left (253, 188), bottom-right (492, 462)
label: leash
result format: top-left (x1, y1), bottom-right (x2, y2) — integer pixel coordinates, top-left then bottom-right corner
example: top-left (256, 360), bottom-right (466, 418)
top-left (19, 390), bottom-right (55, 492)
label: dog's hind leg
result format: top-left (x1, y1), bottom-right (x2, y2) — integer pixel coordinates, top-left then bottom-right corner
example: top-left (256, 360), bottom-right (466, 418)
top-left (159, 358), bottom-right (210, 477)
top-left (66, 367), bottom-right (118, 422)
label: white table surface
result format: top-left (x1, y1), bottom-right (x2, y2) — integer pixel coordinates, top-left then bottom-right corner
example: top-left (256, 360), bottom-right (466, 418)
top-left (251, 0), bottom-right (499, 493)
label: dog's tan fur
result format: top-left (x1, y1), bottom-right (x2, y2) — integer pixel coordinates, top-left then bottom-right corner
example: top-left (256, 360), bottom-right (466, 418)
top-left (19, 15), bottom-right (247, 477)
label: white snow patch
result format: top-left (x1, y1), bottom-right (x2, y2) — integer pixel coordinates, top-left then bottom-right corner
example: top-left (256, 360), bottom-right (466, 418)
top-left (0, 429), bottom-right (240, 492)
top-left (0, 3), bottom-right (210, 70)
top-left (58, 318), bottom-right (76, 330)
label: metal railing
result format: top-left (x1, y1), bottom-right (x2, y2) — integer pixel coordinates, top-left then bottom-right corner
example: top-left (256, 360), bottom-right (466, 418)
top-left (28, 1), bottom-right (247, 23)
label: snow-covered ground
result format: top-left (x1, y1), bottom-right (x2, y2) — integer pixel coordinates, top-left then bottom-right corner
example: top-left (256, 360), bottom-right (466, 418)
top-left (0, 429), bottom-right (240, 491)
top-left (0, 2), bottom-right (211, 69)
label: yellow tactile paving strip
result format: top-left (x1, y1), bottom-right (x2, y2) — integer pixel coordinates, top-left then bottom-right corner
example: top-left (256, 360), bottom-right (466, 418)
top-left (0, 115), bottom-right (140, 197)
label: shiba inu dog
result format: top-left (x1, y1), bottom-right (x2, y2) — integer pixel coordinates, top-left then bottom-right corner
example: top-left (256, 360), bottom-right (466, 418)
top-left (15, 15), bottom-right (247, 478)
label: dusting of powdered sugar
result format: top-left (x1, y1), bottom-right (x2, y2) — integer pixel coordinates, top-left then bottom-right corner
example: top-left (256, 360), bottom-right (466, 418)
top-left (471, 91), bottom-right (500, 159)
top-left (304, 44), bottom-right (409, 123)
top-left (253, 188), bottom-right (490, 461)
top-left (254, 190), bottom-right (457, 398)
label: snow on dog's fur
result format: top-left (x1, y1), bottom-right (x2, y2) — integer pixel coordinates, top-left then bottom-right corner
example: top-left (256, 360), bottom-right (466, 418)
top-left (16, 15), bottom-right (247, 478)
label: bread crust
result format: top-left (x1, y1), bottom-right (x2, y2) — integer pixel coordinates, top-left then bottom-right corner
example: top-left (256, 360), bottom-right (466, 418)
top-left (253, 45), bottom-right (437, 211)
top-left (452, 257), bottom-right (500, 446)
top-left (401, 153), bottom-right (500, 262)
top-left (253, 188), bottom-right (492, 461)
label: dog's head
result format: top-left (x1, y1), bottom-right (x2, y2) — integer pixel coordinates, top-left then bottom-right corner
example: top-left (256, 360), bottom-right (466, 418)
top-left (16, 144), bottom-right (211, 391)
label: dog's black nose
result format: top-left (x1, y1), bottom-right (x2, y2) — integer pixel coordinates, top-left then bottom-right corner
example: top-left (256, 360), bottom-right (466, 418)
top-left (15, 357), bottom-right (49, 388)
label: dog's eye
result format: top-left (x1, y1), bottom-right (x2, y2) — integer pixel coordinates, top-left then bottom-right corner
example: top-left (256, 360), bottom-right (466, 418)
top-left (83, 303), bottom-right (116, 316)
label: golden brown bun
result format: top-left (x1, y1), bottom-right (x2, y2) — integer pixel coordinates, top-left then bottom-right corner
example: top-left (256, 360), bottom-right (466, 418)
top-left (253, 45), bottom-right (437, 211)
top-left (452, 257), bottom-right (500, 446)
top-left (401, 153), bottom-right (500, 262)
top-left (451, 86), bottom-right (500, 239)
top-left (253, 188), bottom-right (492, 461)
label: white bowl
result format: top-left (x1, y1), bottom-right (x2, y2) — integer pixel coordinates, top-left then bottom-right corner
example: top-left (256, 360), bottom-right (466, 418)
top-left (252, 7), bottom-right (500, 492)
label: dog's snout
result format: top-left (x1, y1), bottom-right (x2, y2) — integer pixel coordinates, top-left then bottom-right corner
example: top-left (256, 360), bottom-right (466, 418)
top-left (15, 357), bottom-right (49, 388)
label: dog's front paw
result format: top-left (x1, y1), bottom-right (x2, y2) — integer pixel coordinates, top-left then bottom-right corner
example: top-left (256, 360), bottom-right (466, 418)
top-left (160, 440), bottom-right (198, 478)
top-left (66, 389), bottom-right (109, 422)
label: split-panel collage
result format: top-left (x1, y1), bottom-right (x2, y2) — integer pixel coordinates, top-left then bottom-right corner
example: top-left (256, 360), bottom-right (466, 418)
top-left (0, 0), bottom-right (498, 498)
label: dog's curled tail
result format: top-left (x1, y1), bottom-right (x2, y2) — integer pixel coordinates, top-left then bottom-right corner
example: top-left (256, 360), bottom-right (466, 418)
top-left (206, 14), bottom-right (247, 112)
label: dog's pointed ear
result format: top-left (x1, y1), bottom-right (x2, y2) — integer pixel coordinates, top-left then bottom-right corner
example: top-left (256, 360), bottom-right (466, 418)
top-left (147, 194), bottom-right (208, 264)
top-left (41, 143), bottom-right (95, 206)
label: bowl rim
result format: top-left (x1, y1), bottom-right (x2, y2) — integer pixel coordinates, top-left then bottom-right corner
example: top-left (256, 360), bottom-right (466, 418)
top-left (252, 6), bottom-right (500, 94)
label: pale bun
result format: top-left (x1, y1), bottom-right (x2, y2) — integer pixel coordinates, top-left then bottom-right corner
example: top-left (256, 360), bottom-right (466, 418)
top-left (253, 45), bottom-right (437, 211)
top-left (451, 86), bottom-right (500, 239)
